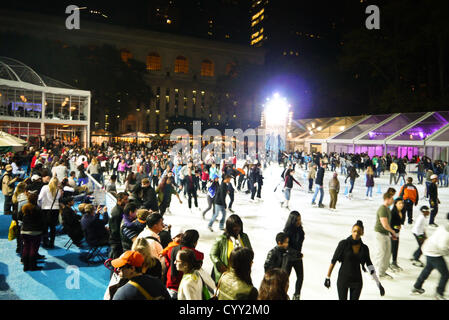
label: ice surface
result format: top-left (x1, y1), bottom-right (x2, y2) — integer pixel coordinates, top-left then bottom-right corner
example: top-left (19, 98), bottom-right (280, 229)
top-left (143, 164), bottom-right (449, 300)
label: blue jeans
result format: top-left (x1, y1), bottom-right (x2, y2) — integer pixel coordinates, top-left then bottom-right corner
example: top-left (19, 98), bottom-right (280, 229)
top-left (366, 186), bottom-right (373, 197)
top-left (438, 174), bottom-right (445, 186)
top-left (312, 185), bottom-right (324, 205)
top-left (208, 204), bottom-right (226, 229)
top-left (284, 188), bottom-right (291, 201)
top-left (445, 174), bottom-right (449, 187)
top-left (414, 256), bottom-right (449, 296)
top-left (341, 166), bottom-right (347, 176)
top-left (417, 171), bottom-right (424, 184)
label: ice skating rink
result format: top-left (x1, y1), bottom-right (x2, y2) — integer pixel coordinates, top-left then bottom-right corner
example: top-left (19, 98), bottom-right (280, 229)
top-left (164, 164), bottom-right (449, 300)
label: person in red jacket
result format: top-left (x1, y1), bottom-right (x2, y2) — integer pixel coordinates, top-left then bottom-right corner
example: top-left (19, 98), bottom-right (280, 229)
top-left (399, 177), bottom-right (419, 225)
top-left (162, 229), bottom-right (204, 300)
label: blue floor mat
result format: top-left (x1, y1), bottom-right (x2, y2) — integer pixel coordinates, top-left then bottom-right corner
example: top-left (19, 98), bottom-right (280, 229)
top-left (0, 194), bottom-right (110, 300)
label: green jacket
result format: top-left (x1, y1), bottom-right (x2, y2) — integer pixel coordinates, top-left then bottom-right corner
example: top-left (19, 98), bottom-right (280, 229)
top-left (209, 233), bottom-right (252, 283)
top-left (217, 269), bottom-right (258, 300)
top-left (155, 185), bottom-right (178, 206)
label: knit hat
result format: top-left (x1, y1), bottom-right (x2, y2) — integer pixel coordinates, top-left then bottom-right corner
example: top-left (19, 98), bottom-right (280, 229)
top-left (431, 174), bottom-right (438, 180)
top-left (420, 205), bottom-right (430, 212)
top-left (31, 174), bottom-right (41, 182)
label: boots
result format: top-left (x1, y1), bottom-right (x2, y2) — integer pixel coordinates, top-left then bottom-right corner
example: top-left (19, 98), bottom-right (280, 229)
top-left (29, 257), bottom-right (43, 271)
top-left (23, 257), bottom-right (30, 272)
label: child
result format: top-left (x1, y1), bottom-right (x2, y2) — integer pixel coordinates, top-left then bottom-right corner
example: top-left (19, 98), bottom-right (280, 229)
top-left (201, 168), bottom-right (209, 193)
top-left (411, 205), bottom-right (430, 267)
top-left (264, 232), bottom-right (289, 272)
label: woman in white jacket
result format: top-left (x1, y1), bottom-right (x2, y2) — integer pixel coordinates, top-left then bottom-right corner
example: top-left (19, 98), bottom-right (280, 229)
top-left (412, 213), bottom-right (449, 300)
top-left (176, 249), bottom-right (216, 300)
top-left (38, 177), bottom-right (62, 249)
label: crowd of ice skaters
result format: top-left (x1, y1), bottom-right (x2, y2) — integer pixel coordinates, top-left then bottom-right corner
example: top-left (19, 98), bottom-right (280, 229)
top-left (1, 139), bottom-right (449, 300)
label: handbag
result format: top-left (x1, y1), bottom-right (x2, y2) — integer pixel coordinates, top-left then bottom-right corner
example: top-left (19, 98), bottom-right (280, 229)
top-left (8, 220), bottom-right (18, 241)
top-left (210, 272), bottom-right (225, 301)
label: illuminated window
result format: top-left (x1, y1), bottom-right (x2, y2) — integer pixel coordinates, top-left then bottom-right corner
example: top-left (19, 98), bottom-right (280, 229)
top-left (174, 56), bottom-right (188, 73)
top-left (120, 49), bottom-right (132, 63)
top-left (146, 52), bottom-right (161, 71)
top-left (201, 59), bottom-right (214, 76)
top-left (251, 8), bottom-right (264, 21)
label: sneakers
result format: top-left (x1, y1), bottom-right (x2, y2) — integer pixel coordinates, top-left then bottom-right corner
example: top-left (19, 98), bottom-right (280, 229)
top-left (318, 204), bottom-right (325, 208)
top-left (369, 196), bottom-right (373, 201)
top-left (379, 273), bottom-right (393, 280)
top-left (411, 287), bottom-right (425, 295)
top-left (411, 259), bottom-right (424, 267)
top-left (435, 293), bottom-right (447, 300)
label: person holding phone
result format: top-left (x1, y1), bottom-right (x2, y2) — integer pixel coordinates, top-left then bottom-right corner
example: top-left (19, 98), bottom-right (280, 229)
top-left (80, 204), bottom-right (110, 247)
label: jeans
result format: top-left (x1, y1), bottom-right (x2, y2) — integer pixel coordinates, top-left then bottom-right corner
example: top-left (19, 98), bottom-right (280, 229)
top-left (425, 182), bottom-right (431, 198)
top-left (417, 171), bottom-right (424, 184)
top-left (349, 179), bottom-right (355, 194)
top-left (389, 173), bottom-right (397, 185)
top-left (413, 234), bottom-right (424, 261)
top-left (396, 174), bottom-right (406, 185)
top-left (444, 174), bottom-right (449, 187)
top-left (438, 174), bottom-right (445, 186)
top-left (284, 188), bottom-right (291, 201)
top-left (312, 185), bottom-right (324, 205)
top-left (366, 186), bottom-right (373, 197)
top-left (308, 178), bottom-right (314, 191)
top-left (341, 166), bottom-right (347, 176)
top-left (429, 203), bottom-right (438, 225)
top-left (202, 196), bottom-right (215, 216)
top-left (414, 256), bottom-right (449, 295)
top-left (3, 195), bottom-right (13, 214)
top-left (208, 204), bottom-right (226, 230)
top-left (228, 189), bottom-right (234, 209)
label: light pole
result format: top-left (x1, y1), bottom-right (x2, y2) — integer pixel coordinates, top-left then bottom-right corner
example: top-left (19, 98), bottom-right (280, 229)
top-left (263, 93), bottom-right (292, 163)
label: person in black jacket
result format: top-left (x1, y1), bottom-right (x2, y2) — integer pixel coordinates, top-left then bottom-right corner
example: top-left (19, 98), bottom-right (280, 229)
top-left (325, 220), bottom-right (385, 300)
top-left (248, 165), bottom-right (258, 201)
top-left (255, 163), bottom-right (264, 200)
top-left (428, 174), bottom-right (440, 227)
top-left (389, 198), bottom-right (405, 272)
top-left (61, 196), bottom-right (83, 247)
top-left (283, 211), bottom-right (305, 300)
top-left (132, 178), bottom-right (159, 212)
top-left (182, 168), bottom-right (200, 212)
top-left (109, 192), bottom-right (129, 259)
top-left (208, 175), bottom-right (231, 232)
top-left (80, 204), bottom-right (110, 246)
top-left (264, 232), bottom-right (289, 272)
top-left (312, 162), bottom-right (327, 207)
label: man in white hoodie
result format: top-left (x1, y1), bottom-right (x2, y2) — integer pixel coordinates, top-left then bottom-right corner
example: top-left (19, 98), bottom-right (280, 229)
top-left (411, 213), bottom-right (449, 300)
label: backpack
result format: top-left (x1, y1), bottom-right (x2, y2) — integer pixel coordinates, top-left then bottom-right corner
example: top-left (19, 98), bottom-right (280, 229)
top-left (207, 185), bottom-right (216, 198)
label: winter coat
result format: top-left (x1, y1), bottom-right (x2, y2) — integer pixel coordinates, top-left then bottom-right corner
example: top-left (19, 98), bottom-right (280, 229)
top-left (365, 174), bottom-right (375, 187)
top-left (210, 233), bottom-right (252, 283)
top-left (264, 246), bottom-right (288, 272)
top-left (217, 270), bottom-right (258, 300)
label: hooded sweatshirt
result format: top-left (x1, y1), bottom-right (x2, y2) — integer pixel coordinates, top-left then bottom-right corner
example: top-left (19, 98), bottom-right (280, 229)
top-left (422, 223), bottom-right (449, 257)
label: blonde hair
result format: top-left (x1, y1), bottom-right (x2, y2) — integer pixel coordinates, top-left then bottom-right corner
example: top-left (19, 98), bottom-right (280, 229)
top-left (83, 204), bottom-right (94, 214)
top-left (48, 177), bottom-right (59, 198)
top-left (91, 157), bottom-right (98, 165)
top-left (12, 182), bottom-right (27, 203)
top-left (131, 238), bottom-right (157, 270)
top-left (78, 203), bottom-right (87, 213)
top-left (366, 166), bottom-right (374, 176)
top-left (136, 209), bottom-right (150, 221)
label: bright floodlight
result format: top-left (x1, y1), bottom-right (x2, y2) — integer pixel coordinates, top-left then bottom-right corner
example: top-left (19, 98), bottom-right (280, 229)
top-left (264, 94), bottom-right (290, 127)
